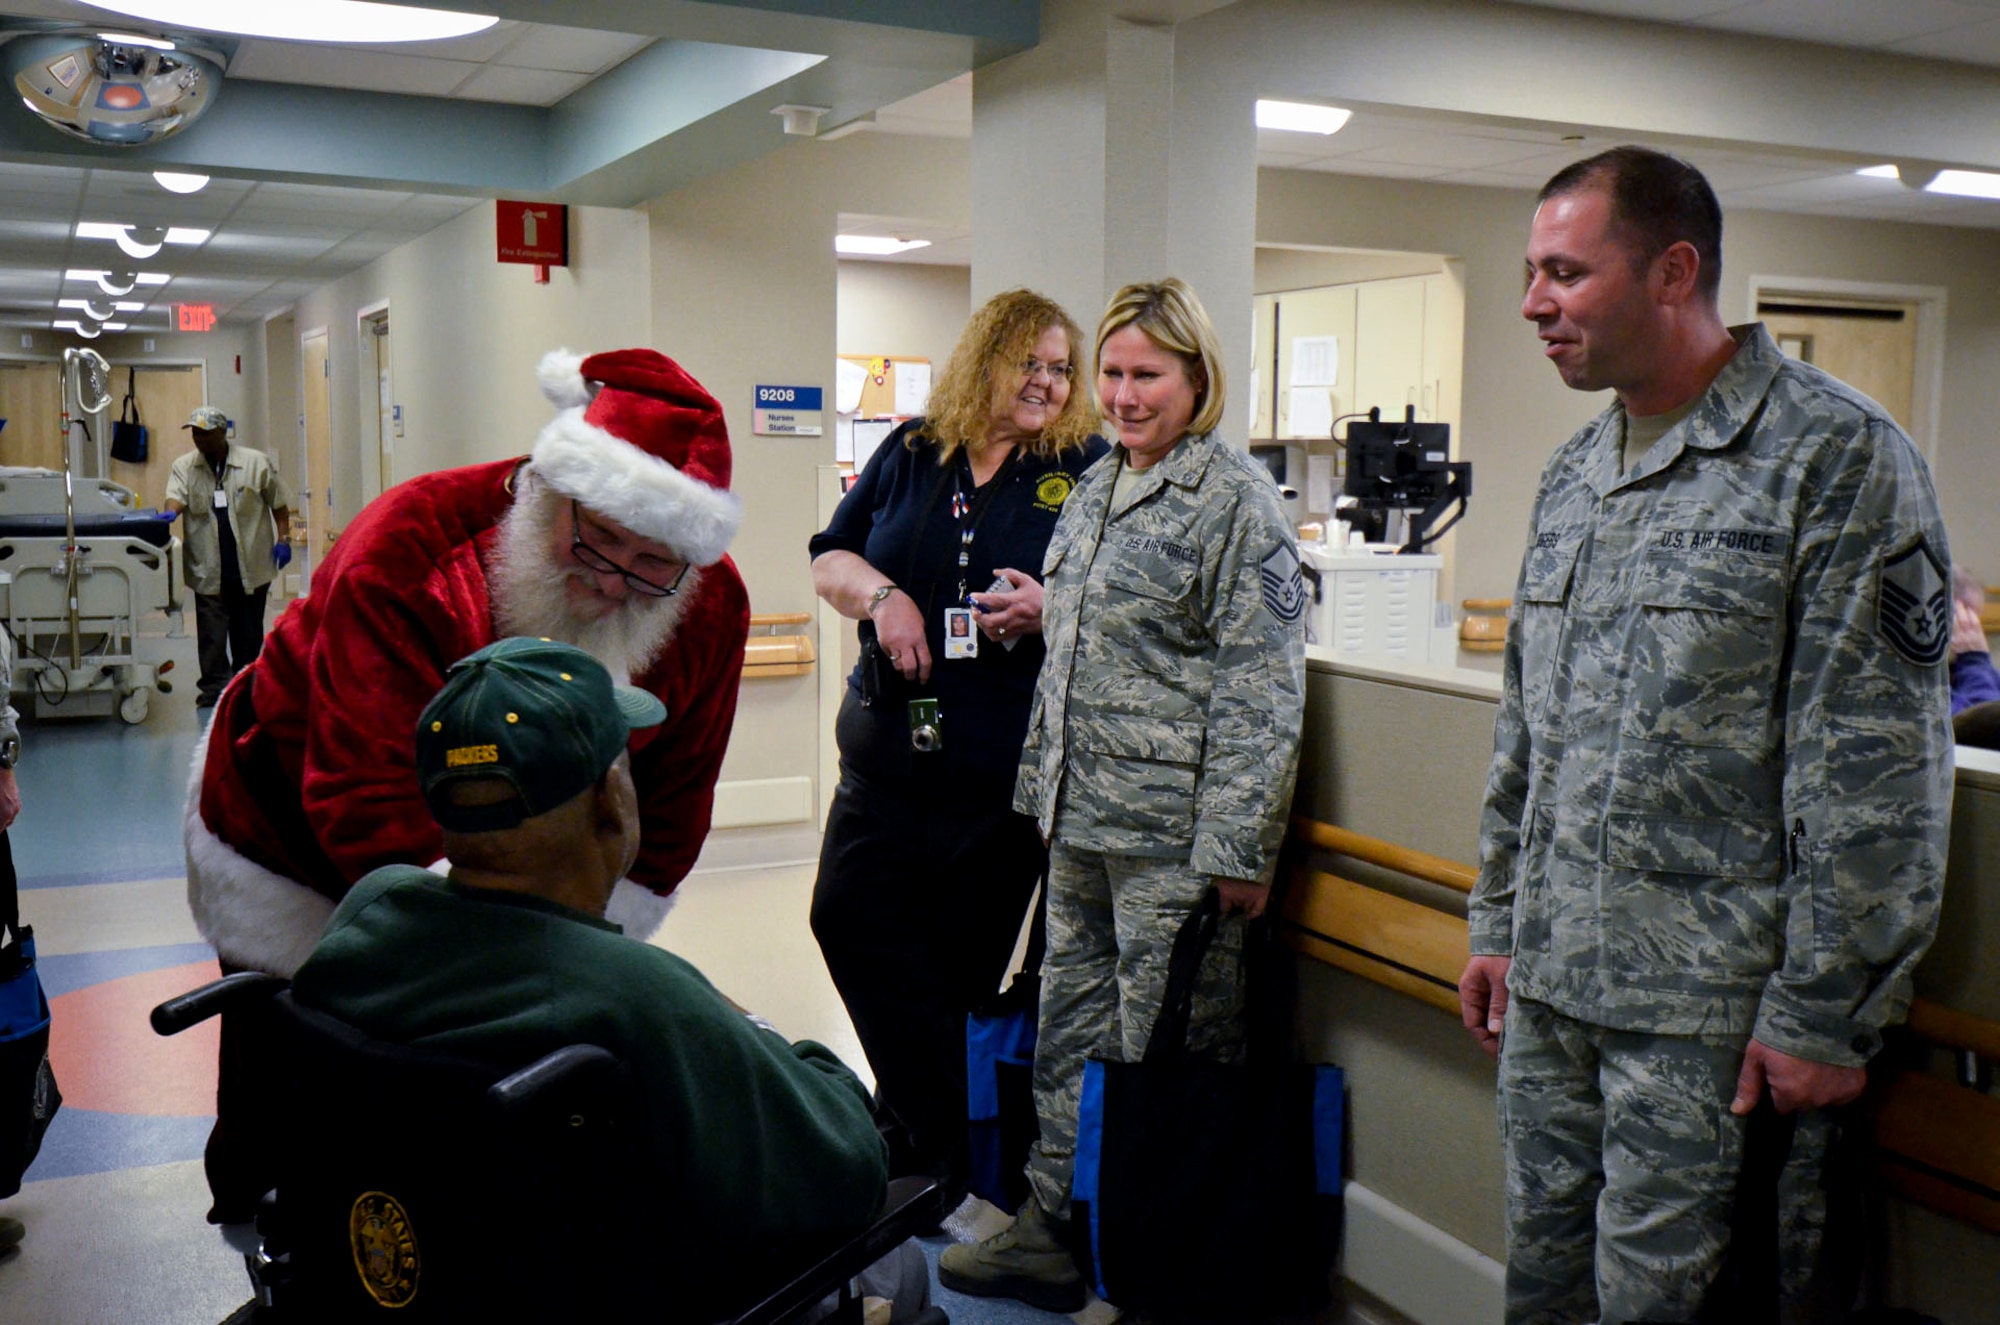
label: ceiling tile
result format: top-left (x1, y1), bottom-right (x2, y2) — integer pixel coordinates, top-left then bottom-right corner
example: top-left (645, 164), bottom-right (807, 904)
top-left (1885, 15), bottom-right (2000, 61)
top-left (1296, 158), bottom-right (1452, 181)
top-left (493, 26), bottom-right (651, 75)
top-left (226, 43), bottom-right (480, 97)
top-left (1693, 0), bottom-right (1997, 46)
top-left (327, 18), bottom-right (530, 65)
top-left (453, 64), bottom-right (588, 106)
top-left (1498, 1), bottom-right (1756, 19)
top-left (1341, 133), bottom-right (1558, 170)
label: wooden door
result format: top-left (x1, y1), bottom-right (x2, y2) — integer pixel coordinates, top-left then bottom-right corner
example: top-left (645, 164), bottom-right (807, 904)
top-left (301, 330), bottom-right (333, 591)
top-left (0, 363), bottom-right (63, 469)
top-left (106, 364), bottom-right (205, 509)
top-left (1759, 299), bottom-right (1918, 429)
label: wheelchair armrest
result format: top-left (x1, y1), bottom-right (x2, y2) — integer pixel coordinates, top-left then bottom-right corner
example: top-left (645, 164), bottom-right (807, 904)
top-left (150, 972), bottom-right (289, 1037)
top-left (726, 1174), bottom-right (952, 1325)
top-left (487, 1043), bottom-right (622, 1114)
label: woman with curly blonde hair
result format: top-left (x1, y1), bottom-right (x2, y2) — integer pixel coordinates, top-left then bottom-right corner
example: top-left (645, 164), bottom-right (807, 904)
top-left (808, 288), bottom-right (1109, 1201)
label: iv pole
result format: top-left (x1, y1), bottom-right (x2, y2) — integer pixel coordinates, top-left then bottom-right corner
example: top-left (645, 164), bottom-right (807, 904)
top-left (58, 347), bottom-right (111, 670)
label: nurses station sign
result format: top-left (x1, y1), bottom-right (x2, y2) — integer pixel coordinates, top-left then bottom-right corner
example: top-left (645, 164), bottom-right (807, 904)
top-left (753, 385), bottom-right (824, 436)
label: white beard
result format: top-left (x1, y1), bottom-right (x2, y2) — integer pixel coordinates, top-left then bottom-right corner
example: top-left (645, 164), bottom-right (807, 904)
top-left (489, 481), bottom-right (699, 678)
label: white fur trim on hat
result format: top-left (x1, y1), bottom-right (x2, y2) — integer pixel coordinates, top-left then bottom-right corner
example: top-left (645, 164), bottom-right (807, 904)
top-left (537, 349), bottom-right (592, 411)
top-left (183, 720), bottom-right (335, 978)
top-left (604, 877), bottom-right (674, 942)
top-left (532, 409), bottom-right (743, 566)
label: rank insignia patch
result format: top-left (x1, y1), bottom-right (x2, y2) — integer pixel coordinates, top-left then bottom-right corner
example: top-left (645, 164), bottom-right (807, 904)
top-left (1879, 537), bottom-right (1949, 666)
top-left (1261, 543), bottom-right (1309, 624)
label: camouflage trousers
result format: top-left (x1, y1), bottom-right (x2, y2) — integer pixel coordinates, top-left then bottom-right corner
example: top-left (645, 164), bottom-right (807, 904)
top-left (1498, 997), bottom-right (1831, 1324)
top-left (1023, 843), bottom-right (1246, 1219)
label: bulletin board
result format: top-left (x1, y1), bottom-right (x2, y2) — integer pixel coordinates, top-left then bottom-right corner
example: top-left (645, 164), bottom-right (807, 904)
top-left (837, 355), bottom-right (930, 419)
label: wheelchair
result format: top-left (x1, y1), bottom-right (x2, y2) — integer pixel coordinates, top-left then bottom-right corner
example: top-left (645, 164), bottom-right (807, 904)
top-left (153, 973), bottom-right (951, 1324)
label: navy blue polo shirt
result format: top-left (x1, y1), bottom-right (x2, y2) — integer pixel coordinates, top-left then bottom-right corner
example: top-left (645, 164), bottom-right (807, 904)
top-left (810, 419), bottom-right (1109, 789)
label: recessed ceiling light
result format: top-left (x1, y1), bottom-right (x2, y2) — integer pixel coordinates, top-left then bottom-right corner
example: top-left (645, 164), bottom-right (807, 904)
top-left (55, 321), bottom-right (103, 339)
top-left (88, 1), bottom-right (498, 43)
top-left (154, 171), bottom-right (210, 194)
top-left (1925, 169), bottom-right (2000, 200)
top-left (1255, 99), bottom-right (1352, 135)
top-left (834, 235), bottom-right (931, 256)
top-left (1856, 164), bottom-right (1900, 180)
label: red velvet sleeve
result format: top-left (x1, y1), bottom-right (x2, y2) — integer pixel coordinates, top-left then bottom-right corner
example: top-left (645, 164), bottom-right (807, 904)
top-left (296, 544), bottom-right (490, 886)
top-left (626, 557), bottom-right (751, 895)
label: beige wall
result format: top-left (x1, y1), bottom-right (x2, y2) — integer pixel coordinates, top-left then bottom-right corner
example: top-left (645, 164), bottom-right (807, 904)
top-left (649, 132), bottom-right (970, 791)
top-left (836, 261), bottom-right (972, 369)
top-left (287, 202), bottom-right (652, 534)
top-left (1257, 167), bottom-right (2000, 602)
top-left (1254, 246), bottom-right (1447, 294)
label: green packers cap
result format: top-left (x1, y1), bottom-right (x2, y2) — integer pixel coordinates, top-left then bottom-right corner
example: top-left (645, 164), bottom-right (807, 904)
top-left (415, 636), bottom-right (666, 833)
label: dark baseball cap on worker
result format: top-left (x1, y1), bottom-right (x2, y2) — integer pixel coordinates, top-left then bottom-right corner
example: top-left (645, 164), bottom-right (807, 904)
top-left (415, 637), bottom-right (666, 833)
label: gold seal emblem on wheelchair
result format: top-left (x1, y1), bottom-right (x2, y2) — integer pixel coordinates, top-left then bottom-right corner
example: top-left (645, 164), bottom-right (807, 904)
top-left (350, 1190), bottom-right (421, 1307)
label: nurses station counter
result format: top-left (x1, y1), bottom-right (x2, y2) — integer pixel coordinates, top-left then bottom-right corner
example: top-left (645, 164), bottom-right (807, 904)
top-left (1287, 651), bottom-right (2000, 1325)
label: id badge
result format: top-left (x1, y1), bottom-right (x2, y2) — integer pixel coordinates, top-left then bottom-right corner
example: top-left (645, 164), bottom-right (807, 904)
top-left (943, 606), bottom-right (978, 659)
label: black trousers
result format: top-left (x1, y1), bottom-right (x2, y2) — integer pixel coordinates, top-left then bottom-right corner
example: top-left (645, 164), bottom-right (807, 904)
top-left (194, 582), bottom-right (268, 701)
top-left (810, 693), bottom-right (1045, 1192)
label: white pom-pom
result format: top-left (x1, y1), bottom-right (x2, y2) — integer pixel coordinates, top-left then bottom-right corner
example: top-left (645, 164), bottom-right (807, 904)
top-left (536, 348), bottom-right (591, 410)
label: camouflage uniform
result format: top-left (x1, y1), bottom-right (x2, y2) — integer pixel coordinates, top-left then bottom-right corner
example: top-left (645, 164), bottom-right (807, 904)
top-left (1471, 324), bottom-right (1953, 1322)
top-left (1014, 431), bottom-right (1308, 1217)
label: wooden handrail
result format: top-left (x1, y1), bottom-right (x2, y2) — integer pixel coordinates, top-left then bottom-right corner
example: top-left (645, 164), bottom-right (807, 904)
top-left (1288, 816), bottom-right (1477, 894)
top-left (1906, 998), bottom-right (2000, 1062)
top-left (751, 612), bottom-right (812, 628)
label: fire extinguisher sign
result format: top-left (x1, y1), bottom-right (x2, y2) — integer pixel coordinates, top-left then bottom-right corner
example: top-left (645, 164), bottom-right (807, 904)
top-left (495, 200), bottom-right (568, 266)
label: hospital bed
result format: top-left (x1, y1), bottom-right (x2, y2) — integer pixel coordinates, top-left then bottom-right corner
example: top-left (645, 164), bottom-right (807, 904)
top-left (0, 465), bottom-right (181, 723)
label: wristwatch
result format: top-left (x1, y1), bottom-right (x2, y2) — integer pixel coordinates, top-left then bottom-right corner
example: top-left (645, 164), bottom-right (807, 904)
top-left (0, 736), bottom-right (19, 769)
top-left (866, 585), bottom-right (899, 616)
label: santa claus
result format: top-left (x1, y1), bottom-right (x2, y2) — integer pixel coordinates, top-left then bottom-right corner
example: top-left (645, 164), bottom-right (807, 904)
top-left (185, 348), bottom-right (750, 1214)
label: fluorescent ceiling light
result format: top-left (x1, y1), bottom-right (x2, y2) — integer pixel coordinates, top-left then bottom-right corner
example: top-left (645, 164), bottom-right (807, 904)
top-left (55, 321), bottom-right (103, 339)
top-left (153, 171), bottom-right (210, 194)
top-left (1855, 164), bottom-right (1900, 179)
top-left (59, 300), bottom-right (146, 316)
top-left (87, 1), bottom-right (498, 43)
top-left (66, 270), bottom-right (170, 293)
top-left (834, 235), bottom-right (931, 256)
top-left (99, 32), bottom-right (177, 50)
top-left (1925, 169), bottom-right (2000, 199)
top-left (1255, 99), bottom-right (1352, 135)
top-left (76, 222), bottom-right (209, 258)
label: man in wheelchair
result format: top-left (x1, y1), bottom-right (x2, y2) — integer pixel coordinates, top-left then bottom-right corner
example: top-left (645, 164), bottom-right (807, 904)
top-left (283, 637), bottom-right (898, 1318)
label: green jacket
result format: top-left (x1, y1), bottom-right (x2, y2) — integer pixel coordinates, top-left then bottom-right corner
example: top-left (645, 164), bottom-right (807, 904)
top-left (291, 866), bottom-right (888, 1309)
top-left (1016, 431), bottom-right (1308, 883)
top-left (1471, 325), bottom-right (1953, 1066)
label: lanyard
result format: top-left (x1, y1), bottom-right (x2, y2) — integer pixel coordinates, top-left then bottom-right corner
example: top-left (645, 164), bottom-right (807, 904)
top-left (949, 447), bottom-right (1022, 604)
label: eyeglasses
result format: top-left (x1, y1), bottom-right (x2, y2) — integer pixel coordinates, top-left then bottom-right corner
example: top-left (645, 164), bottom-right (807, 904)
top-left (570, 500), bottom-right (690, 597)
top-left (1020, 358), bottom-right (1075, 383)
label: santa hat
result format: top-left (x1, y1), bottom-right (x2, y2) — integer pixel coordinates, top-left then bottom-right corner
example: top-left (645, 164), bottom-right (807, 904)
top-left (530, 347), bottom-right (742, 566)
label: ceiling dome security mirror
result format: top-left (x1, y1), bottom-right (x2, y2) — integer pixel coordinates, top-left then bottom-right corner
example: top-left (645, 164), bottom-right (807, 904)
top-left (9, 33), bottom-right (222, 146)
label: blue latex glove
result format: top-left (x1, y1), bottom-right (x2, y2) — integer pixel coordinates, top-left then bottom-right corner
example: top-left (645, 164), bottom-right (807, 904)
top-left (155, 508), bottom-right (177, 522)
top-left (272, 541), bottom-right (293, 569)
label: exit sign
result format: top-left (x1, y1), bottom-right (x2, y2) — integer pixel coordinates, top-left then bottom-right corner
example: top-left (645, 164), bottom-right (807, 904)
top-left (176, 303), bottom-right (216, 332)
top-left (495, 200), bottom-right (568, 266)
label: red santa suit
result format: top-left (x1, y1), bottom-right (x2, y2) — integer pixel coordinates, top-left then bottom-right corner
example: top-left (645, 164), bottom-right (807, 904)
top-left (186, 349), bottom-right (750, 977)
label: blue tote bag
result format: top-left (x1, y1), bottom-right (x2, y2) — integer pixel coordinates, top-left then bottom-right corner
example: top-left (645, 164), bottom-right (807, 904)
top-left (1070, 889), bottom-right (1344, 1316)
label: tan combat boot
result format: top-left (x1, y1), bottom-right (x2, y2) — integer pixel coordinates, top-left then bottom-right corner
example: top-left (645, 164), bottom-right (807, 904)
top-left (937, 1196), bottom-right (1086, 1312)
